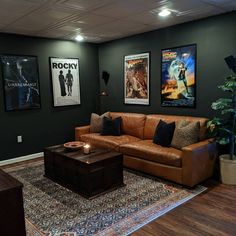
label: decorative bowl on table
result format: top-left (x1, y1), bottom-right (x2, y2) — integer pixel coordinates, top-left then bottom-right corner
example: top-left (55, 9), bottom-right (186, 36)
top-left (63, 141), bottom-right (85, 151)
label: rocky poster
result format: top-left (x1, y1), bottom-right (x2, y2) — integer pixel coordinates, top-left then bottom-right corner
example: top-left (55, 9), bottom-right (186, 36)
top-left (50, 57), bottom-right (80, 107)
top-left (124, 52), bottom-right (149, 105)
top-left (161, 44), bottom-right (196, 107)
top-left (1, 55), bottom-right (41, 111)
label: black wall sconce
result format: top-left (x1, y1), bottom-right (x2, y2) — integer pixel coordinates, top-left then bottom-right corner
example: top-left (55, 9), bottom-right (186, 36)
top-left (102, 70), bottom-right (110, 85)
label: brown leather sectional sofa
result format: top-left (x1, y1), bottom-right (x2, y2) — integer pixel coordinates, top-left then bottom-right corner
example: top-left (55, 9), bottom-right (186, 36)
top-left (75, 112), bottom-right (217, 187)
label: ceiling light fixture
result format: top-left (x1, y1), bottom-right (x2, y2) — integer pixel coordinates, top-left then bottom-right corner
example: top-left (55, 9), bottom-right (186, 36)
top-left (75, 35), bottom-right (84, 42)
top-left (159, 9), bottom-right (171, 17)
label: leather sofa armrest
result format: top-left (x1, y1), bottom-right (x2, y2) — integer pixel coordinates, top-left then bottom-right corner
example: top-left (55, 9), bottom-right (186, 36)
top-left (75, 125), bottom-right (90, 141)
top-left (181, 139), bottom-right (217, 187)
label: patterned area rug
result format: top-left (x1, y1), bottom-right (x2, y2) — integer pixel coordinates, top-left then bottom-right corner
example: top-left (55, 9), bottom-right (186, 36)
top-left (6, 161), bottom-right (206, 236)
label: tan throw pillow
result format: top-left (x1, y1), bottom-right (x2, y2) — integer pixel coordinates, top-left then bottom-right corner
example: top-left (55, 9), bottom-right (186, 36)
top-left (90, 112), bottom-right (110, 133)
top-left (171, 120), bottom-right (200, 149)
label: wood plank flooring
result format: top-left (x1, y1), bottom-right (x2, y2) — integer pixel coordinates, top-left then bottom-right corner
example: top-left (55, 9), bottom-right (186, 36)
top-left (132, 180), bottom-right (236, 236)
top-left (1, 158), bottom-right (236, 235)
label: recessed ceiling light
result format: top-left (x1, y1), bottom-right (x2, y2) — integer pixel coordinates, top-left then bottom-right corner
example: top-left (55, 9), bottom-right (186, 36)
top-left (159, 9), bottom-right (171, 17)
top-left (75, 35), bottom-right (84, 42)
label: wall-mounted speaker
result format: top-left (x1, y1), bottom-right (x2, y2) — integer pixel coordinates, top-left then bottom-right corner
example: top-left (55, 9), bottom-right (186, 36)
top-left (225, 55), bottom-right (236, 73)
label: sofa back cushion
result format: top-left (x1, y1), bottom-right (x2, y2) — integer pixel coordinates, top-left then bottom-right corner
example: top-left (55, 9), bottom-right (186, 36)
top-left (144, 114), bottom-right (208, 141)
top-left (110, 112), bottom-right (146, 139)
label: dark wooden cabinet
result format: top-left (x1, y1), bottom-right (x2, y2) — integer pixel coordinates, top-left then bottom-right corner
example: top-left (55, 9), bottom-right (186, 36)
top-left (0, 169), bottom-right (26, 236)
top-left (44, 146), bottom-right (124, 199)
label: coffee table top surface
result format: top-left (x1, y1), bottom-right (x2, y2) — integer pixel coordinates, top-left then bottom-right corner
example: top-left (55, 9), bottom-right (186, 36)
top-left (44, 145), bottom-right (122, 165)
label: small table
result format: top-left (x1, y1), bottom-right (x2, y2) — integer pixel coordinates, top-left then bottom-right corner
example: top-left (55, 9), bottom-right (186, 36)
top-left (44, 145), bottom-right (124, 199)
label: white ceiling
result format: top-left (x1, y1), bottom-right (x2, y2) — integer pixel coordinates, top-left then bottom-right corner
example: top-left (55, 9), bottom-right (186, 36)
top-left (0, 0), bottom-right (235, 43)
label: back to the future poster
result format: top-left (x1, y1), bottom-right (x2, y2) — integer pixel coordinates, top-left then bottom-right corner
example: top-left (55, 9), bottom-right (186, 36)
top-left (161, 44), bottom-right (196, 107)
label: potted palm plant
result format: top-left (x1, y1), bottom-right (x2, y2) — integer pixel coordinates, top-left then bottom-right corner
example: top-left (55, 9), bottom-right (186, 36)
top-left (207, 71), bottom-right (236, 185)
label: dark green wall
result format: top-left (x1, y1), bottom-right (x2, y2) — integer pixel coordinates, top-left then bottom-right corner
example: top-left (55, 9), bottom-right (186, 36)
top-left (1, 12), bottom-right (236, 161)
top-left (99, 11), bottom-right (236, 117)
top-left (0, 34), bottom-right (99, 161)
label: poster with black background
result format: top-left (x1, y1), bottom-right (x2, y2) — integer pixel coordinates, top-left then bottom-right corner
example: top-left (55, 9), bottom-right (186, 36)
top-left (50, 57), bottom-right (80, 107)
top-left (0, 55), bottom-right (41, 111)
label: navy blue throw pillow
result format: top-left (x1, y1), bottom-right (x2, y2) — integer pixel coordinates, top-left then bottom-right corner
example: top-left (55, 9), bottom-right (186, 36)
top-left (101, 116), bottom-right (122, 136)
top-left (153, 120), bottom-right (175, 147)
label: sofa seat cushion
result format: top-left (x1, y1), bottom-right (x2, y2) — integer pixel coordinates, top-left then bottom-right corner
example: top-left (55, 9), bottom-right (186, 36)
top-left (80, 133), bottom-right (140, 151)
top-left (120, 140), bottom-right (182, 167)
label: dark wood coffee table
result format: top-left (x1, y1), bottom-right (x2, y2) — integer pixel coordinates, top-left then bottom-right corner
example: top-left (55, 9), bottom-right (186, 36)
top-left (44, 145), bottom-right (124, 199)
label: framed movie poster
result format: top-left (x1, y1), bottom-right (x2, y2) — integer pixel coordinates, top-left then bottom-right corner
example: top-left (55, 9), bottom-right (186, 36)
top-left (161, 44), bottom-right (196, 107)
top-left (0, 54), bottom-right (41, 111)
top-left (50, 57), bottom-right (81, 107)
top-left (124, 52), bottom-right (150, 105)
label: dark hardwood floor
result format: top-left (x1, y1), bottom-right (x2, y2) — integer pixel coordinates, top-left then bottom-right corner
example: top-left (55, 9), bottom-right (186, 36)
top-left (2, 158), bottom-right (236, 235)
top-left (133, 180), bottom-right (236, 236)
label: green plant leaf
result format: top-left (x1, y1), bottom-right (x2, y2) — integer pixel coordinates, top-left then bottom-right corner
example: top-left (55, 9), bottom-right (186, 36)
top-left (209, 72), bottom-right (236, 154)
top-left (211, 98), bottom-right (232, 110)
top-left (217, 137), bottom-right (230, 145)
top-left (218, 75), bottom-right (236, 92)
top-left (207, 118), bottom-right (221, 127)
top-left (221, 108), bottom-right (235, 115)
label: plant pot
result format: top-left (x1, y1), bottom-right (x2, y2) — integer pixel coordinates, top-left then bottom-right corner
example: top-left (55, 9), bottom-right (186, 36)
top-left (220, 154), bottom-right (236, 185)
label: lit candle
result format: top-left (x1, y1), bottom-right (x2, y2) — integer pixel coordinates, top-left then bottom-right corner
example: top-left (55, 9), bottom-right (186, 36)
top-left (83, 144), bottom-right (90, 154)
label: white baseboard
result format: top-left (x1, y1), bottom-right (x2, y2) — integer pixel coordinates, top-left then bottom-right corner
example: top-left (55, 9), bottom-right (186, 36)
top-left (0, 152), bottom-right (43, 166)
